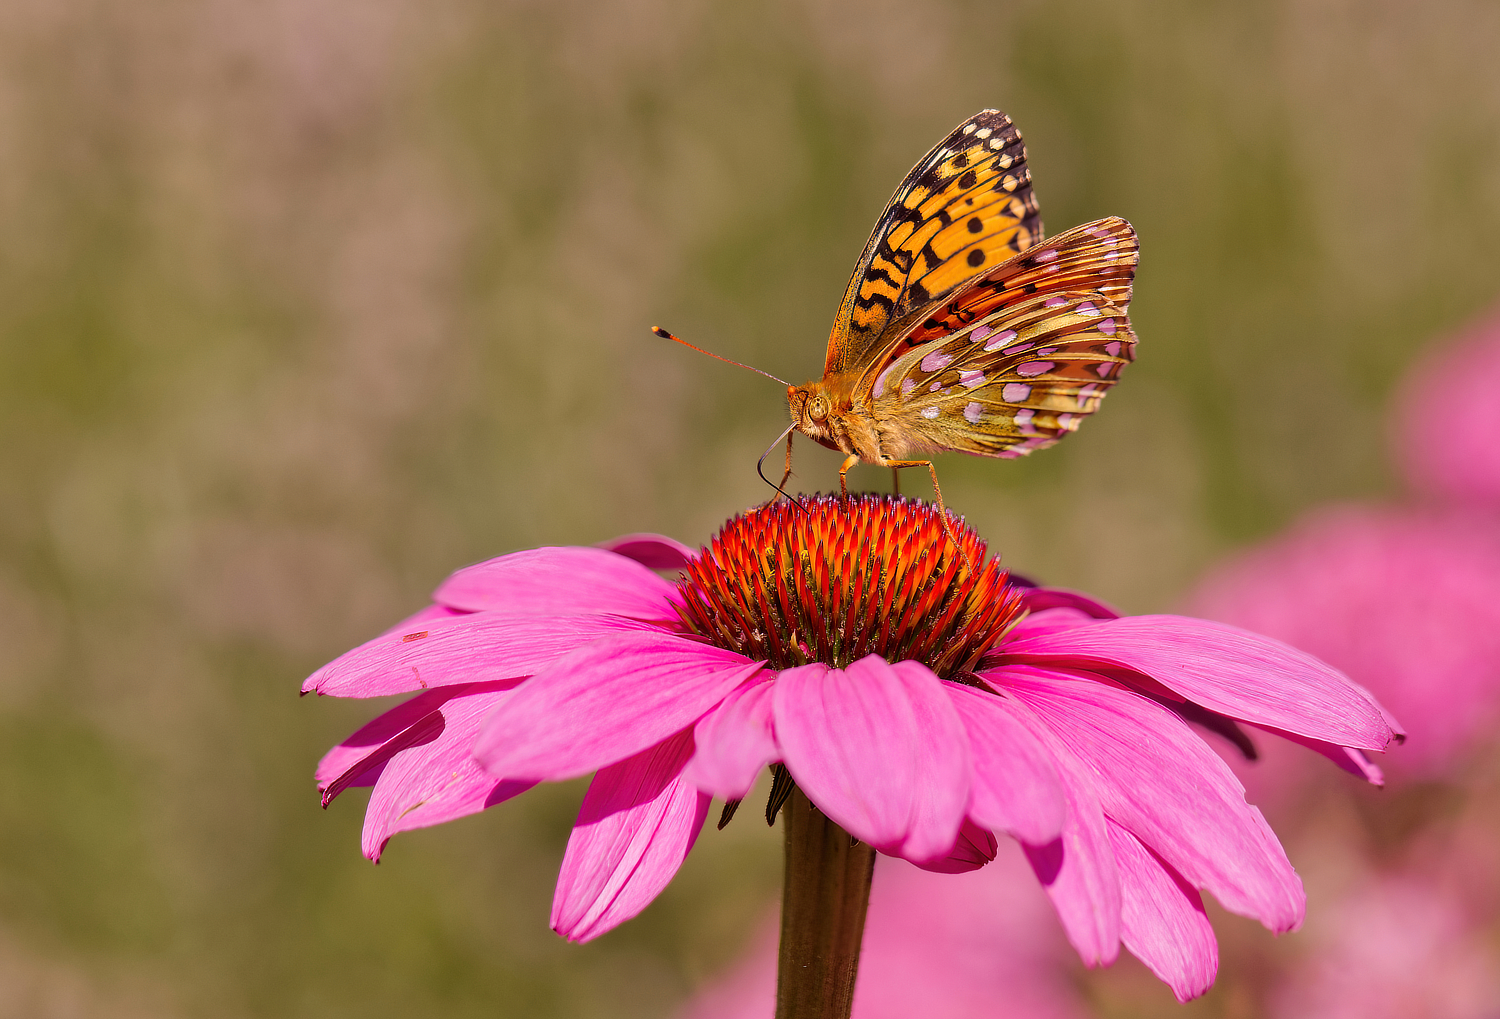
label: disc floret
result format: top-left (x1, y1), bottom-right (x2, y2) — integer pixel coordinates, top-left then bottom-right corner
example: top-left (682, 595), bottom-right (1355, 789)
top-left (674, 494), bottom-right (1024, 677)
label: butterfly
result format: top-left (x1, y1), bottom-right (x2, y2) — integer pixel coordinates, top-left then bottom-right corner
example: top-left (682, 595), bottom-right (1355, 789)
top-left (655, 110), bottom-right (1137, 554)
top-left (780, 110), bottom-right (1138, 522)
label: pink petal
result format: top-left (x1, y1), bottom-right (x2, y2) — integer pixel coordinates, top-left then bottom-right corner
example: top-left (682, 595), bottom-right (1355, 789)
top-left (303, 612), bottom-right (651, 697)
top-left (551, 730), bottom-right (710, 942)
top-left (998, 615), bottom-right (1398, 751)
top-left (433, 546), bottom-right (678, 619)
top-left (1109, 822), bottom-right (1217, 1002)
top-left (773, 656), bottom-right (969, 861)
top-left (316, 683), bottom-right (487, 792)
top-left (1006, 608), bottom-right (1106, 641)
top-left (377, 603), bottom-right (468, 638)
top-left (1007, 695), bottom-right (1121, 967)
top-left (357, 682), bottom-right (538, 861)
top-left (993, 665), bottom-right (1304, 933)
top-left (908, 818), bottom-right (999, 874)
top-left (946, 683), bottom-right (1066, 844)
top-left (1019, 587), bottom-right (1121, 619)
top-left (474, 632), bottom-right (763, 782)
top-left (682, 675), bottom-right (778, 799)
top-left (1249, 723), bottom-right (1386, 785)
top-left (595, 533), bottom-right (696, 573)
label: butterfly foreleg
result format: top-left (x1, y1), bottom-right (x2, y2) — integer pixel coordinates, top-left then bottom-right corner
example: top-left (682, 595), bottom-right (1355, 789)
top-left (837, 454), bottom-right (860, 498)
top-left (777, 430), bottom-right (796, 497)
top-left (891, 467), bottom-right (901, 497)
top-left (880, 459), bottom-right (973, 574)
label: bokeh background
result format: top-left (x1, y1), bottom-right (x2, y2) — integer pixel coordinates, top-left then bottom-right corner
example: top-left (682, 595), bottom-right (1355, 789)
top-left (3, 1), bottom-right (1499, 1016)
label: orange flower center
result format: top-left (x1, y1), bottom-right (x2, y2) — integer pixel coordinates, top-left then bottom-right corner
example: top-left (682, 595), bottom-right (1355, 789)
top-left (674, 494), bottom-right (1024, 678)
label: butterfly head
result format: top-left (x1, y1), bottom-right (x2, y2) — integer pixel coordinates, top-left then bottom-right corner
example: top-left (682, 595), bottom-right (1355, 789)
top-left (788, 382), bottom-right (836, 445)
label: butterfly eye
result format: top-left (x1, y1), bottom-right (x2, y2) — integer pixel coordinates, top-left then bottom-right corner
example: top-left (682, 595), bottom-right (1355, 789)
top-left (808, 396), bottom-right (830, 422)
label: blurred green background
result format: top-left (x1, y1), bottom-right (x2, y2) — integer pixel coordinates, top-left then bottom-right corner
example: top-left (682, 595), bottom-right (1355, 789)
top-left (1, 0), bottom-right (1497, 1015)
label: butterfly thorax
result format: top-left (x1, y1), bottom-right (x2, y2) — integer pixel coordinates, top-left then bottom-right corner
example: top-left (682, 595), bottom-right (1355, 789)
top-left (787, 375), bottom-right (886, 462)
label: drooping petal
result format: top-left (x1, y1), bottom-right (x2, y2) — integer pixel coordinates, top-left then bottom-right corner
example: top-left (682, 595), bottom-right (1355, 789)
top-left (474, 632), bottom-right (763, 782)
top-left (908, 818), bottom-right (999, 874)
top-left (1109, 821), bottom-right (1217, 1003)
top-left (992, 664), bottom-right (1305, 933)
top-left (315, 682), bottom-right (493, 793)
top-left (595, 533), bottom-right (697, 573)
top-left (998, 615), bottom-right (1397, 751)
top-left (946, 683), bottom-right (1066, 844)
top-left (303, 611), bottom-right (652, 697)
top-left (890, 662), bottom-right (973, 861)
top-left (1249, 723), bottom-right (1386, 785)
top-left (433, 546), bottom-right (678, 620)
top-left (358, 682), bottom-right (537, 861)
top-left (551, 730), bottom-right (710, 942)
top-left (682, 675), bottom-right (778, 799)
top-left (1006, 695), bottom-right (1121, 967)
top-left (773, 656), bottom-right (969, 861)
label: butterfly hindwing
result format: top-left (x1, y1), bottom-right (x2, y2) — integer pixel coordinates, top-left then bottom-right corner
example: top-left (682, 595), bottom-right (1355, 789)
top-left (866, 217), bottom-right (1138, 459)
top-left (823, 110), bottom-right (1042, 377)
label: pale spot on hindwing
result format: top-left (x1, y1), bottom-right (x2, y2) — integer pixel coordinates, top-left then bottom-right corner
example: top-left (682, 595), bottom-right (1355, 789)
top-left (1015, 409), bottom-right (1039, 435)
top-left (1099, 318), bottom-right (1117, 336)
top-left (1105, 341), bottom-right (1122, 357)
top-left (920, 406), bottom-right (940, 419)
top-left (1016, 360), bottom-right (1054, 377)
top-left (970, 325), bottom-right (992, 344)
top-left (959, 369), bottom-right (985, 389)
top-left (921, 351), bottom-right (954, 372)
top-left (901, 378), bottom-right (916, 397)
top-left (983, 329), bottom-right (1018, 352)
top-left (964, 401), bottom-right (983, 423)
top-left (1002, 383), bottom-right (1031, 403)
top-left (872, 362), bottom-right (899, 399)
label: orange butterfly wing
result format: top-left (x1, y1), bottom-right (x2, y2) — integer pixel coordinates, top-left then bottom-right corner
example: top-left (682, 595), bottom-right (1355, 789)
top-left (864, 217), bottom-right (1139, 458)
top-left (823, 110), bottom-right (1042, 378)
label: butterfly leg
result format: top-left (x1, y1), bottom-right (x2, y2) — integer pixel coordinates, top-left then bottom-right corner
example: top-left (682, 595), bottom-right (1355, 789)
top-left (777, 430), bottom-right (796, 498)
top-left (838, 454), bottom-right (860, 498)
top-left (891, 467), bottom-right (901, 497)
top-left (881, 459), bottom-right (973, 573)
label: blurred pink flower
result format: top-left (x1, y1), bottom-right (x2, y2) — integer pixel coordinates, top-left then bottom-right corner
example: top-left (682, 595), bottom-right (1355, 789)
top-left (1394, 303), bottom-right (1500, 506)
top-left (678, 846), bottom-right (1087, 1019)
top-left (1270, 874), bottom-right (1500, 1019)
top-left (1190, 504), bottom-right (1500, 777)
top-left (307, 495), bottom-right (1401, 1000)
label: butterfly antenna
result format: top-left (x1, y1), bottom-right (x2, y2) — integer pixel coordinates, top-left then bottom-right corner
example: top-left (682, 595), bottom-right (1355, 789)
top-left (652, 326), bottom-right (790, 387)
top-left (757, 424), bottom-right (806, 512)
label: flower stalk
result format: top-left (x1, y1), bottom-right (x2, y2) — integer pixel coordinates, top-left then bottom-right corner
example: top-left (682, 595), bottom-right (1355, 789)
top-left (776, 786), bottom-right (876, 1019)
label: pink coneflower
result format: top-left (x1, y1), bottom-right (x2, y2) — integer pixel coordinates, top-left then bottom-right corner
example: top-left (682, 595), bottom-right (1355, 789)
top-left (307, 495), bottom-right (1401, 1003)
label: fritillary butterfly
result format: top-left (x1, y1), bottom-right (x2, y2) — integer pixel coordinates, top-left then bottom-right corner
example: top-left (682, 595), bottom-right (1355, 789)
top-left (784, 110), bottom-right (1138, 518)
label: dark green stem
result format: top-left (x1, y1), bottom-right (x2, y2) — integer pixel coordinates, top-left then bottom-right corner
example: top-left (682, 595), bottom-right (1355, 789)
top-left (774, 787), bottom-right (876, 1019)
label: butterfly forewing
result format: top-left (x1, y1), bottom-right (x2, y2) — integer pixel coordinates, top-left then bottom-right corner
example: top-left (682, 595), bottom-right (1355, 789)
top-left (824, 110), bottom-right (1042, 377)
top-left (866, 217), bottom-right (1139, 459)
